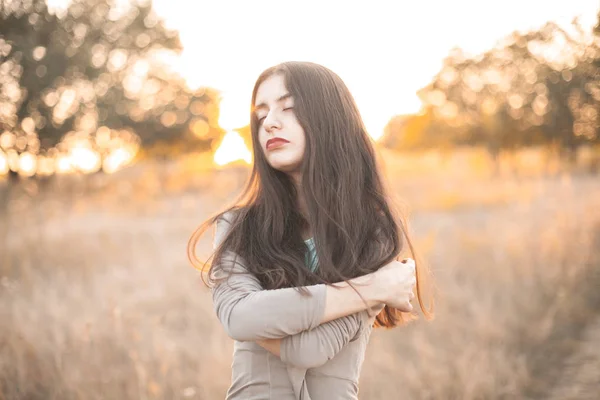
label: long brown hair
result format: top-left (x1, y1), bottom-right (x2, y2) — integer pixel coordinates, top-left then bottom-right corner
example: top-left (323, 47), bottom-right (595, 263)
top-left (188, 61), bottom-right (434, 327)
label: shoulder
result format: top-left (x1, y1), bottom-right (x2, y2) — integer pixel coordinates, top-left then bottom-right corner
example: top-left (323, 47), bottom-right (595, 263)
top-left (218, 207), bottom-right (245, 224)
top-left (213, 208), bottom-right (242, 249)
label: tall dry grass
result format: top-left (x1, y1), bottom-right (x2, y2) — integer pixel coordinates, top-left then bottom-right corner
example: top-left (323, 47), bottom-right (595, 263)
top-left (1, 149), bottom-right (599, 399)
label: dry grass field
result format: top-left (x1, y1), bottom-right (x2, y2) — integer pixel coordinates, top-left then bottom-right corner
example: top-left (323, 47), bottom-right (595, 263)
top-left (1, 148), bottom-right (599, 399)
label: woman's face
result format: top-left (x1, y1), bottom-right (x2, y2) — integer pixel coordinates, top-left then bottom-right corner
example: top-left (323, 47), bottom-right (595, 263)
top-left (254, 74), bottom-right (306, 175)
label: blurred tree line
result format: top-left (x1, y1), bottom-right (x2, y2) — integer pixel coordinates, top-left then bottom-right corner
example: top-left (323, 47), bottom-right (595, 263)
top-left (383, 13), bottom-right (600, 162)
top-left (2, 0), bottom-right (599, 181)
top-left (0, 0), bottom-right (223, 180)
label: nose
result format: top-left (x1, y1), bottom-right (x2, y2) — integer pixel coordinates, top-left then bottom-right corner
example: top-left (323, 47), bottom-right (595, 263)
top-left (263, 110), bottom-right (282, 133)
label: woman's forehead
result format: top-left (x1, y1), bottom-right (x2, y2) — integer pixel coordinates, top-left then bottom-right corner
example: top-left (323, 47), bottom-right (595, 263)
top-left (254, 74), bottom-right (290, 106)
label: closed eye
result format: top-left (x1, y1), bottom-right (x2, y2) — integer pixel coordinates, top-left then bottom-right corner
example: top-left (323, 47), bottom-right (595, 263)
top-left (256, 107), bottom-right (294, 125)
top-left (256, 113), bottom-right (267, 124)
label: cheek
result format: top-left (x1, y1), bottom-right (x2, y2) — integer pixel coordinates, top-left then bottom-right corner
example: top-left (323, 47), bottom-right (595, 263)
top-left (257, 128), bottom-right (268, 147)
top-left (296, 130), bottom-right (306, 155)
top-left (289, 119), bottom-right (305, 144)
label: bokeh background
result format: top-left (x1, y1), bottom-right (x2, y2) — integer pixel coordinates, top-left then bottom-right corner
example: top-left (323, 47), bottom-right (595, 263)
top-left (1, 0), bottom-right (600, 399)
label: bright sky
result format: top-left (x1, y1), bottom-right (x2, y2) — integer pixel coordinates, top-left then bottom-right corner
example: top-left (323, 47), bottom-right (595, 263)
top-left (49, 0), bottom-right (598, 138)
top-left (151, 0), bottom-right (598, 137)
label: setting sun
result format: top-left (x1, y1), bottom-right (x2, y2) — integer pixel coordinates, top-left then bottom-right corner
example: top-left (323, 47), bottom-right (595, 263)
top-left (213, 131), bottom-right (252, 166)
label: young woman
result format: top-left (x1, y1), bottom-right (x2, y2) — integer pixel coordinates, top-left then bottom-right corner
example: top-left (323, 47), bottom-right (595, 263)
top-left (188, 61), bottom-right (434, 400)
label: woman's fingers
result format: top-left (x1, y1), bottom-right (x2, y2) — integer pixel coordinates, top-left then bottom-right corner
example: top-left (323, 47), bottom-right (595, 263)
top-left (376, 258), bottom-right (417, 311)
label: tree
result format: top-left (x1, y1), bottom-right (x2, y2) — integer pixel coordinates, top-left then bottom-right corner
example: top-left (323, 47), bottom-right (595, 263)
top-left (0, 0), bottom-right (221, 178)
top-left (412, 19), bottom-right (599, 160)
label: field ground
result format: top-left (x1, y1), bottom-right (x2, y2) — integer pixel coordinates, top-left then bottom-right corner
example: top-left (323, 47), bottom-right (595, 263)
top-left (1, 149), bottom-right (599, 399)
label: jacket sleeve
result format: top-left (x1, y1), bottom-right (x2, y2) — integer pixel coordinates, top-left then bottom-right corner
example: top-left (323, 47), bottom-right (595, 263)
top-left (211, 213), bottom-right (328, 341)
top-left (279, 310), bottom-right (371, 369)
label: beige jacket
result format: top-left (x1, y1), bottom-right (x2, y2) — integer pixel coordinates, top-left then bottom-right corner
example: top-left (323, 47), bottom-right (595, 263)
top-left (211, 212), bottom-right (375, 399)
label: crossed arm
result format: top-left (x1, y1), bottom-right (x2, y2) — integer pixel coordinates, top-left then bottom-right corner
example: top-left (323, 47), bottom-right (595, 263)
top-left (211, 215), bottom-right (378, 369)
top-left (212, 249), bottom-right (374, 368)
top-left (256, 303), bottom-right (383, 366)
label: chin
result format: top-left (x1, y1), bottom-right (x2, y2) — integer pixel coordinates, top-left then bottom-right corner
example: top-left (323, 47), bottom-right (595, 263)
top-left (271, 163), bottom-right (300, 173)
top-left (268, 158), bottom-right (301, 173)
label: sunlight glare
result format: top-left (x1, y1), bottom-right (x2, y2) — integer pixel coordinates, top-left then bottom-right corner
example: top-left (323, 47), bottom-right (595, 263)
top-left (214, 131), bottom-right (252, 166)
top-left (56, 154), bottom-right (74, 174)
top-left (70, 146), bottom-right (102, 173)
top-left (18, 152), bottom-right (37, 177)
top-left (0, 151), bottom-right (8, 175)
top-left (219, 94), bottom-right (250, 131)
top-left (103, 147), bottom-right (135, 174)
top-left (37, 155), bottom-right (56, 176)
top-left (213, 93), bottom-right (253, 166)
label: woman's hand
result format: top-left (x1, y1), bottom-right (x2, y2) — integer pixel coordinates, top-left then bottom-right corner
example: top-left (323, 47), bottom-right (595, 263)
top-left (374, 258), bottom-right (416, 312)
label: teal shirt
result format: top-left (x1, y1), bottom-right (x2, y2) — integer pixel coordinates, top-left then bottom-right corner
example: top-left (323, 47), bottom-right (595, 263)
top-left (304, 237), bottom-right (319, 272)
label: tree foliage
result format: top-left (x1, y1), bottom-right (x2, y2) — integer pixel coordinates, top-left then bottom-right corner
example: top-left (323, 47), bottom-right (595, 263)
top-left (387, 15), bottom-right (600, 158)
top-left (0, 0), bottom-right (221, 168)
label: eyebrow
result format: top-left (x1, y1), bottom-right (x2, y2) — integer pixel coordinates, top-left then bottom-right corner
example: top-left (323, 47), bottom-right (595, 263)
top-left (253, 93), bottom-right (293, 112)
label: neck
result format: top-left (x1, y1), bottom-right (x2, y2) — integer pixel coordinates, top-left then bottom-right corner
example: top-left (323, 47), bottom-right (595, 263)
top-left (292, 178), bottom-right (311, 240)
top-left (289, 172), bottom-right (307, 216)
top-left (300, 224), bottom-right (312, 241)
top-left (297, 193), bottom-right (308, 218)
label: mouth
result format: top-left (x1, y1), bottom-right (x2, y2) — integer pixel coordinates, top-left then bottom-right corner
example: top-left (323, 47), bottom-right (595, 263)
top-left (266, 138), bottom-right (290, 150)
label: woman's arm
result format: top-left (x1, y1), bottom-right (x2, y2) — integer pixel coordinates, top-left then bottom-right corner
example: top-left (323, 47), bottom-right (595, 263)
top-left (257, 306), bottom-right (382, 369)
top-left (211, 215), bottom-right (385, 342)
top-left (255, 313), bottom-right (364, 368)
top-left (212, 249), bottom-right (384, 341)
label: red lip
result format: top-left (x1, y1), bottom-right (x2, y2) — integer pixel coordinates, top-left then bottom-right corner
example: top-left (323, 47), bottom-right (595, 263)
top-left (266, 137), bottom-right (290, 150)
